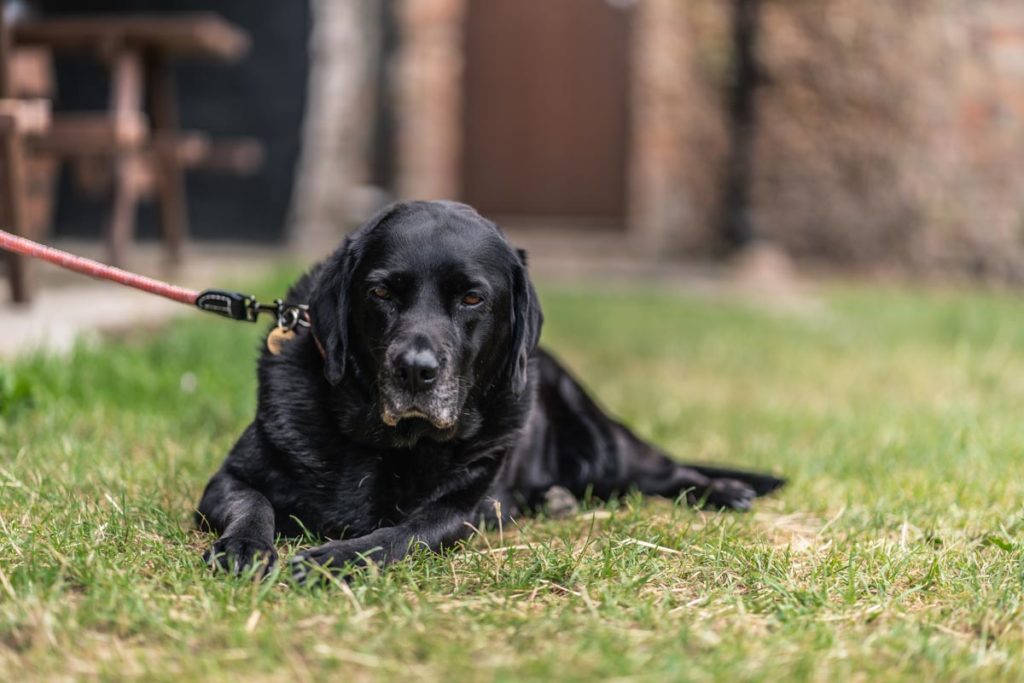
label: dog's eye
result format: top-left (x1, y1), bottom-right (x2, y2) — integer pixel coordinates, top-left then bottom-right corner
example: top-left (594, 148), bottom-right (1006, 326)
top-left (461, 293), bottom-right (484, 307)
top-left (370, 286), bottom-right (391, 301)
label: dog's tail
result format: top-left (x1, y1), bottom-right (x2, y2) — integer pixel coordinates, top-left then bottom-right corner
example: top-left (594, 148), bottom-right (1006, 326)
top-left (682, 463), bottom-right (785, 497)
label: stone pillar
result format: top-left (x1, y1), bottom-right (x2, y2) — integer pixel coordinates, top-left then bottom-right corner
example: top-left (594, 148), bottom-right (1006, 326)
top-left (288, 0), bottom-right (382, 256)
top-left (393, 0), bottom-right (466, 200)
top-left (627, 0), bottom-right (729, 256)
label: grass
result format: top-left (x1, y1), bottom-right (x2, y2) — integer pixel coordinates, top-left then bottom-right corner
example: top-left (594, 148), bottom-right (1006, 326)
top-left (4, 273), bottom-right (1024, 681)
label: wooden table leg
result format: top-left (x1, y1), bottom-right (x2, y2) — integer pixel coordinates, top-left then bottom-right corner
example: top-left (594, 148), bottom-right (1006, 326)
top-left (0, 120), bottom-right (33, 303)
top-left (146, 54), bottom-right (187, 265)
top-left (0, 12), bottom-right (30, 303)
top-left (106, 49), bottom-right (143, 267)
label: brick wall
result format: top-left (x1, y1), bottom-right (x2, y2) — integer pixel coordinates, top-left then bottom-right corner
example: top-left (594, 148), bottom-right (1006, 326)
top-left (298, 0), bottom-right (1024, 278)
top-left (751, 0), bottom-right (1024, 276)
top-left (634, 0), bottom-right (1024, 276)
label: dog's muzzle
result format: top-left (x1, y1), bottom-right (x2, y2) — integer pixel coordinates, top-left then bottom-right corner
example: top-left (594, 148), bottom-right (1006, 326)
top-left (380, 347), bottom-right (462, 430)
top-left (379, 385), bottom-right (461, 430)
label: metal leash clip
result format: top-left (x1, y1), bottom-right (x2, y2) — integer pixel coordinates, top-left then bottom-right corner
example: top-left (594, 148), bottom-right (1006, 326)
top-left (269, 300), bottom-right (310, 332)
top-left (196, 289), bottom-right (310, 330)
top-left (264, 300), bottom-right (310, 356)
top-left (195, 289), bottom-right (262, 322)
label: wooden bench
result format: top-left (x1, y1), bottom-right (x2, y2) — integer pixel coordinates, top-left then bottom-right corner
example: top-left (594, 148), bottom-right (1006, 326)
top-left (13, 13), bottom-right (261, 267)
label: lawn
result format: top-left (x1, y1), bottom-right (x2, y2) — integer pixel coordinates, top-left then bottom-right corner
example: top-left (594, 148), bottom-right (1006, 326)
top-left (4, 274), bottom-right (1024, 681)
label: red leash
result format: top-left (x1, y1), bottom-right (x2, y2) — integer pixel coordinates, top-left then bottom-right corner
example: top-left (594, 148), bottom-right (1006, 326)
top-left (0, 229), bottom-right (309, 329)
top-left (1, 229), bottom-right (198, 304)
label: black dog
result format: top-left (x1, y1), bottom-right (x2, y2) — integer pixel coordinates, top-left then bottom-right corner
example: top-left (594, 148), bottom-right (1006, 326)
top-left (196, 201), bottom-right (784, 580)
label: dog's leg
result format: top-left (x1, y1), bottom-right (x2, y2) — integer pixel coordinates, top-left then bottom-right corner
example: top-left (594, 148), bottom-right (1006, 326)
top-left (531, 349), bottom-right (784, 511)
top-left (621, 432), bottom-right (786, 510)
top-left (290, 462), bottom-right (496, 583)
top-left (678, 463), bottom-right (786, 497)
top-left (629, 462), bottom-right (760, 511)
top-left (196, 469), bottom-right (278, 575)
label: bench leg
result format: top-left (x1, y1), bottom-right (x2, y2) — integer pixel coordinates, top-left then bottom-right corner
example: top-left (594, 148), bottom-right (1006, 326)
top-left (0, 125), bottom-right (32, 303)
top-left (147, 56), bottom-right (187, 265)
top-left (105, 50), bottom-right (143, 267)
top-left (106, 156), bottom-right (139, 268)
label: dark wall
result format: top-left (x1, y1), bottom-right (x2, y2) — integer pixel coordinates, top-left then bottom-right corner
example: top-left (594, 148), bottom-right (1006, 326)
top-left (37, 0), bottom-right (311, 242)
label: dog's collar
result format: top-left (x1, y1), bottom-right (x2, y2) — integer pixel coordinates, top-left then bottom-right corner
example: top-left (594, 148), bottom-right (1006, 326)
top-left (312, 332), bottom-right (326, 359)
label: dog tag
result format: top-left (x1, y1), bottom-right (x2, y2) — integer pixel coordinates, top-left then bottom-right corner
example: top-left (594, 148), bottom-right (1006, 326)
top-left (266, 326), bottom-right (296, 355)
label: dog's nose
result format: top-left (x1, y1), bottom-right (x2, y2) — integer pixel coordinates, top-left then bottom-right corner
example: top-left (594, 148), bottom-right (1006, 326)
top-left (394, 348), bottom-right (439, 393)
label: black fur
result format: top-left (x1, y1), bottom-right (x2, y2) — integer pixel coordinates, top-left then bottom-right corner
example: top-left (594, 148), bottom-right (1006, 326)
top-left (195, 201), bottom-right (784, 580)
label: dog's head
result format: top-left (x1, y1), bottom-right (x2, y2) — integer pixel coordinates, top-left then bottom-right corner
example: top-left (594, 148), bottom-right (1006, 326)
top-left (309, 201), bottom-right (542, 447)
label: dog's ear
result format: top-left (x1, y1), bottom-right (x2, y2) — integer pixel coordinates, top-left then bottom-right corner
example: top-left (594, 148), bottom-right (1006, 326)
top-left (309, 236), bottom-right (357, 386)
top-left (505, 248), bottom-right (543, 395)
top-left (308, 203), bottom-right (404, 385)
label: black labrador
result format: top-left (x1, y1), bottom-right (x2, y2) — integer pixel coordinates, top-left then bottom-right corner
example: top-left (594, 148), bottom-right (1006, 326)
top-left (196, 201), bottom-right (784, 580)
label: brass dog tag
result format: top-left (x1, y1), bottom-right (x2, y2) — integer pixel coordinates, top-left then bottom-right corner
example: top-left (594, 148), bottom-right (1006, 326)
top-left (266, 326), bottom-right (296, 355)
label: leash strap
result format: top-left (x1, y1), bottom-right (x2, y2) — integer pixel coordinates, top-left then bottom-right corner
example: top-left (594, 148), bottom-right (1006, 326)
top-left (1, 228), bottom-right (198, 304)
top-left (0, 228), bottom-right (309, 330)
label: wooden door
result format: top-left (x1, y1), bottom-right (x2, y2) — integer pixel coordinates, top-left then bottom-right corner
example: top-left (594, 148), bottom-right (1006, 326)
top-left (461, 0), bottom-right (632, 225)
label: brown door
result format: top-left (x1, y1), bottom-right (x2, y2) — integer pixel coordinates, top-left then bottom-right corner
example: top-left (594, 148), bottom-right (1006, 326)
top-left (461, 0), bottom-right (632, 226)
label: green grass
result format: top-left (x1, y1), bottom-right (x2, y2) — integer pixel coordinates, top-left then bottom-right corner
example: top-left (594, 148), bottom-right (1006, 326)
top-left (5, 275), bottom-right (1024, 681)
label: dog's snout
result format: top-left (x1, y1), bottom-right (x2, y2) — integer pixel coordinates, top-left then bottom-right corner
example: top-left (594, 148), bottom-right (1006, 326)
top-left (394, 348), bottom-right (440, 394)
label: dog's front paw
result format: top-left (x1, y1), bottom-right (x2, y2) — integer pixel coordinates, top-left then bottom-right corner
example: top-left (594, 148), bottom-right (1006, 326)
top-left (690, 478), bottom-right (757, 511)
top-left (290, 539), bottom-right (389, 585)
top-left (203, 535), bottom-right (278, 576)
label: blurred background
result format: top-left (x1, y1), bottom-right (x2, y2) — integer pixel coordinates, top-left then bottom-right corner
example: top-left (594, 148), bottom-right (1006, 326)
top-left (2, 0), bottom-right (1024, 346)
